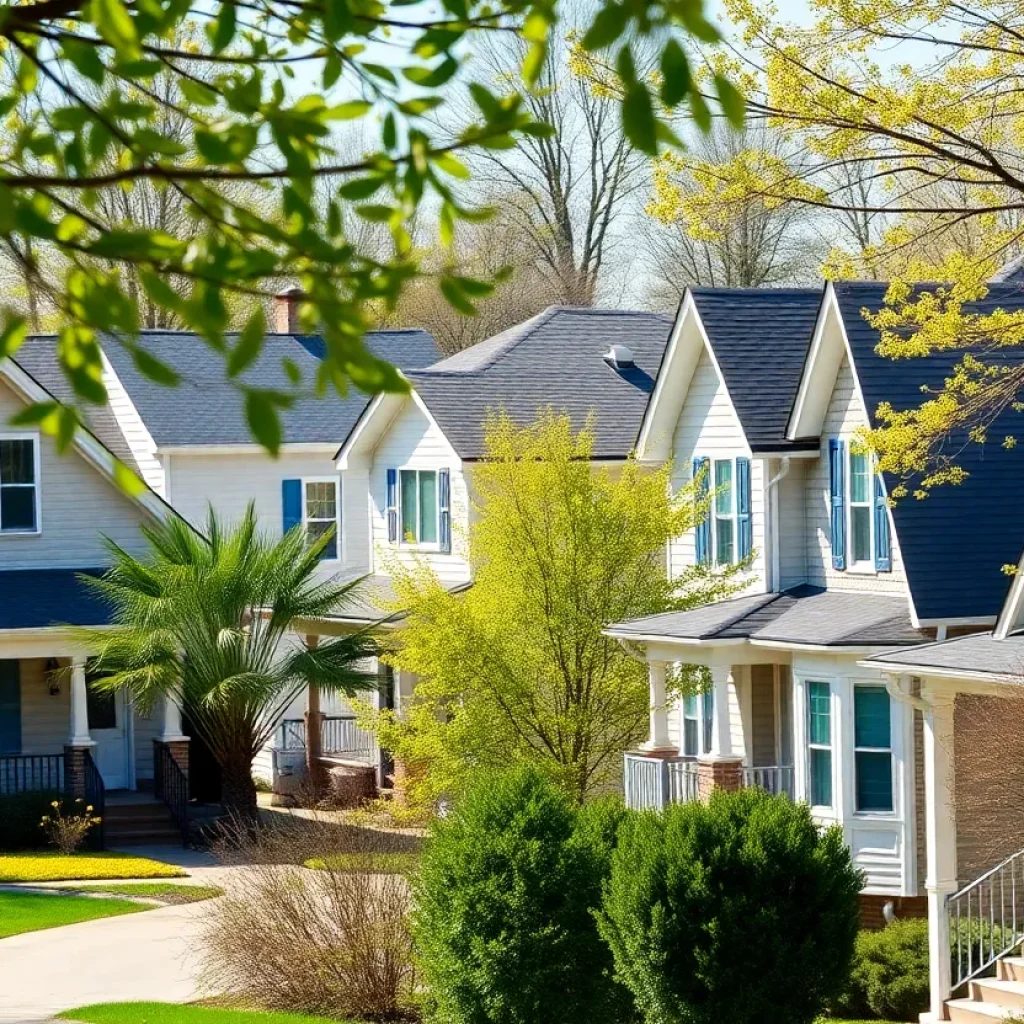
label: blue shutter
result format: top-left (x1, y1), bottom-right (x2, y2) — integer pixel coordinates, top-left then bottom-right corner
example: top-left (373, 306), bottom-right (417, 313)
top-left (439, 469), bottom-right (451, 553)
top-left (386, 469), bottom-right (398, 544)
top-left (829, 439), bottom-right (846, 571)
top-left (693, 456), bottom-right (711, 566)
top-left (0, 660), bottom-right (21, 755)
top-left (282, 479), bottom-right (302, 535)
top-left (736, 456), bottom-right (752, 560)
top-left (874, 475), bottom-right (891, 572)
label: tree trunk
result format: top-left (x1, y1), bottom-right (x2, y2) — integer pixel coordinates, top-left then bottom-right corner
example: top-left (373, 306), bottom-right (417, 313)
top-left (220, 756), bottom-right (259, 821)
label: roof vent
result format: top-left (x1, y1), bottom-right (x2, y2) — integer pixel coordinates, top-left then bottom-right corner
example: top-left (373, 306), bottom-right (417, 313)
top-left (603, 343), bottom-right (635, 369)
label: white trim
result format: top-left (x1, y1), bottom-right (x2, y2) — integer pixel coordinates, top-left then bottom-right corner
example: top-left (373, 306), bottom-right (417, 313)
top-left (857, 655), bottom-right (1021, 687)
top-left (396, 466), bottom-right (442, 551)
top-left (0, 431), bottom-right (42, 536)
top-left (157, 442), bottom-right (341, 455)
top-left (300, 475), bottom-right (343, 564)
top-left (336, 392), bottom-right (388, 470)
top-left (918, 615), bottom-right (996, 628)
top-left (101, 352), bottom-right (164, 494)
top-left (787, 285), bottom-right (835, 441)
top-left (846, 446), bottom-right (875, 574)
top-left (996, 555), bottom-right (1024, 638)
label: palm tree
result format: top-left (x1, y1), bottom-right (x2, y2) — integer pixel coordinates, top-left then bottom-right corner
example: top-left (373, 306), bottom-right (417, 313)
top-left (83, 504), bottom-right (377, 817)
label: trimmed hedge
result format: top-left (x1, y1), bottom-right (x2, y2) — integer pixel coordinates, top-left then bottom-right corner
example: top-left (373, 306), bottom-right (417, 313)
top-left (0, 790), bottom-right (62, 850)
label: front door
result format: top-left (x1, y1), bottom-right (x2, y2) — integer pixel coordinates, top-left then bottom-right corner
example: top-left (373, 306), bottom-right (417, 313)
top-left (86, 683), bottom-right (128, 789)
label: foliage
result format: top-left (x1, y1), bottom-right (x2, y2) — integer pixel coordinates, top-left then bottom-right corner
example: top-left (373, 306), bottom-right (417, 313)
top-left (40, 797), bottom-right (102, 855)
top-left (82, 504), bottom-right (377, 816)
top-left (304, 853), bottom-right (420, 876)
top-left (0, 890), bottom-right (147, 938)
top-left (0, 789), bottom-right (61, 850)
top-left (369, 412), bottom-right (745, 806)
top-left (412, 765), bottom-right (631, 1024)
top-left (597, 788), bottom-right (862, 1024)
top-left (60, 1004), bottom-right (364, 1024)
top-left (72, 883), bottom-right (224, 905)
top-left (0, 0), bottom-right (733, 459)
top-left (838, 920), bottom-right (929, 1022)
top-left (0, 852), bottom-right (186, 883)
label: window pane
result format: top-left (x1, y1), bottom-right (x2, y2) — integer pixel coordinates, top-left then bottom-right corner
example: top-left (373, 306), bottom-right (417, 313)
top-left (683, 718), bottom-right (698, 757)
top-left (86, 685), bottom-right (117, 731)
top-left (0, 440), bottom-right (34, 485)
top-left (855, 686), bottom-right (891, 748)
top-left (702, 687), bottom-right (714, 754)
top-left (683, 694), bottom-right (698, 717)
top-left (307, 519), bottom-right (338, 559)
top-left (850, 451), bottom-right (869, 504)
top-left (715, 518), bottom-right (734, 565)
top-left (852, 506), bottom-right (871, 563)
top-left (419, 471), bottom-right (437, 544)
top-left (714, 460), bottom-right (732, 515)
top-left (400, 470), bottom-right (418, 542)
top-left (808, 682), bottom-right (831, 745)
top-left (305, 481), bottom-right (336, 520)
top-left (1, 486), bottom-right (35, 531)
top-left (810, 748), bottom-right (833, 806)
top-left (856, 751), bottom-right (893, 811)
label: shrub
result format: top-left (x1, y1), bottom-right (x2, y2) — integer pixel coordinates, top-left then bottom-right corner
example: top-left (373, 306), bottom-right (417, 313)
top-left (40, 798), bottom-right (102, 854)
top-left (0, 790), bottom-right (62, 850)
top-left (598, 788), bottom-right (862, 1024)
top-left (412, 765), bottom-right (630, 1024)
top-left (843, 919), bottom-right (929, 1021)
top-left (202, 813), bottom-right (417, 1021)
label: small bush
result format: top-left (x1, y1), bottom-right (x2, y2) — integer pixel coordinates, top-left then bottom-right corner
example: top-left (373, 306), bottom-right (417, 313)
top-left (843, 919), bottom-right (929, 1021)
top-left (0, 790), bottom-right (62, 850)
top-left (598, 788), bottom-right (862, 1024)
top-left (412, 765), bottom-right (630, 1024)
top-left (41, 798), bottom-right (102, 854)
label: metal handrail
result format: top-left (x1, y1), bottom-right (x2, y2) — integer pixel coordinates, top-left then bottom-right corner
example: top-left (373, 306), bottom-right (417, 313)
top-left (154, 740), bottom-right (189, 846)
top-left (0, 753), bottom-right (65, 794)
top-left (82, 750), bottom-right (105, 850)
top-left (948, 846), bottom-right (1024, 990)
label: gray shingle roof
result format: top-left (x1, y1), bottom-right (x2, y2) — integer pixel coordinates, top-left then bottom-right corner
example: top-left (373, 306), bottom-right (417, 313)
top-left (100, 328), bottom-right (439, 447)
top-left (834, 281), bottom-right (1024, 622)
top-left (0, 568), bottom-right (111, 629)
top-left (867, 630), bottom-right (1024, 682)
top-left (407, 307), bottom-right (673, 460)
top-left (690, 288), bottom-right (823, 451)
top-left (316, 572), bottom-right (472, 624)
top-left (608, 585), bottom-right (929, 647)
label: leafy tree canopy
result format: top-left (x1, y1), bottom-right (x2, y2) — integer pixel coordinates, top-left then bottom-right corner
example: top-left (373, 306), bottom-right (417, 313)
top-left (0, 0), bottom-right (728, 460)
top-left (366, 411), bottom-right (744, 806)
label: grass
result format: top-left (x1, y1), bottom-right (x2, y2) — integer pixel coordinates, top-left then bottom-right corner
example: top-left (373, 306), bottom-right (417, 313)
top-left (69, 883), bottom-right (223, 905)
top-left (0, 890), bottom-right (147, 938)
top-left (61, 1003), bottom-right (363, 1024)
top-left (0, 852), bottom-right (187, 883)
top-left (303, 851), bottom-right (419, 875)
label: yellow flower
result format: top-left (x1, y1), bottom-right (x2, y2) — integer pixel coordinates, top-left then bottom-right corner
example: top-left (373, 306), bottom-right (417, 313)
top-left (50, 801), bottom-right (59, 809)
top-left (85, 805), bottom-right (93, 812)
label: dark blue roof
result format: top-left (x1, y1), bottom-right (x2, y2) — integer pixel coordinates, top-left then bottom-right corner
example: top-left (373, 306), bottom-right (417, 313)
top-left (835, 280), bottom-right (1024, 621)
top-left (690, 288), bottom-right (823, 451)
top-left (0, 569), bottom-right (111, 629)
top-left (100, 328), bottom-right (439, 447)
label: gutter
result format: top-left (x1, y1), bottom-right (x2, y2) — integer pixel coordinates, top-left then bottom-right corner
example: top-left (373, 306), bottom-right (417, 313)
top-left (767, 457), bottom-right (791, 593)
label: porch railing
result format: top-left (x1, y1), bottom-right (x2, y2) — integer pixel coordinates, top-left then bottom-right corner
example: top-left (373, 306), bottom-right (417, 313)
top-left (275, 714), bottom-right (375, 762)
top-left (742, 765), bottom-right (794, 798)
top-left (82, 750), bottom-right (105, 851)
top-left (153, 741), bottom-right (189, 846)
top-left (0, 753), bottom-right (65, 795)
top-left (948, 846), bottom-right (1024, 992)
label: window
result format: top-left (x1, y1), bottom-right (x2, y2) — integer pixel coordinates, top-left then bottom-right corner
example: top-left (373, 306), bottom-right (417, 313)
top-left (0, 437), bottom-right (38, 533)
top-left (849, 450), bottom-right (872, 566)
top-left (807, 681), bottom-right (832, 807)
top-left (303, 479), bottom-right (340, 560)
top-left (399, 469), bottom-right (438, 546)
top-left (682, 694), bottom-right (699, 756)
top-left (702, 684), bottom-right (714, 755)
top-left (854, 685), bottom-right (893, 812)
top-left (713, 460), bottom-right (734, 565)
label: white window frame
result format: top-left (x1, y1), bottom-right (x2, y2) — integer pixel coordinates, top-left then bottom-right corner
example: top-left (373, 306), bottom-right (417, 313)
top-left (0, 432), bottom-right (41, 536)
top-left (852, 683), bottom-right (895, 816)
top-left (301, 476), bottom-right (341, 563)
top-left (806, 679), bottom-right (834, 811)
top-left (397, 467), bottom-right (441, 551)
top-left (846, 446), bottom-right (875, 573)
top-left (682, 693), bottom-right (700, 757)
top-left (712, 457), bottom-right (737, 566)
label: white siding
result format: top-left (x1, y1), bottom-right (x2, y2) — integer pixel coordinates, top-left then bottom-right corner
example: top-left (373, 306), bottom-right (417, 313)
top-left (804, 356), bottom-right (908, 594)
top-left (369, 400), bottom-right (471, 585)
top-left (0, 380), bottom-right (152, 567)
top-left (102, 356), bottom-right (165, 495)
top-left (133, 703), bottom-right (159, 781)
top-left (667, 350), bottom-right (766, 591)
top-left (17, 657), bottom-right (69, 755)
top-left (777, 457), bottom-right (808, 590)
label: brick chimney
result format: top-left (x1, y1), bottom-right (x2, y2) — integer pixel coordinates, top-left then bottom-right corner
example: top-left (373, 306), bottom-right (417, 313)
top-left (273, 286), bottom-right (303, 334)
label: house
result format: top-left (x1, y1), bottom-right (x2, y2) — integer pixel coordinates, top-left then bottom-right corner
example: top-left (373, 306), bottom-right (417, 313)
top-left (607, 280), bottom-right (1024, 1022)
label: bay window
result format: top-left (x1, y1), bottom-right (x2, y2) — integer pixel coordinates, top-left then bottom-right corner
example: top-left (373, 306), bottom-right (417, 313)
top-left (854, 685), bottom-right (894, 812)
top-left (807, 681), bottom-right (832, 808)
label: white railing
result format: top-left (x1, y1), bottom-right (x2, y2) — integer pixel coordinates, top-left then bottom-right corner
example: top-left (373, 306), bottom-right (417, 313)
top-left (275, 715), bottom-right (376, 764)
top-left (623, 752), bottom-right (672, 810)
top-left (948, 847), bottom-right (1024, 991)
top-left (668, 760), bottom-right (700, 803)
top-left (742, 765), bottom-right (794, 798)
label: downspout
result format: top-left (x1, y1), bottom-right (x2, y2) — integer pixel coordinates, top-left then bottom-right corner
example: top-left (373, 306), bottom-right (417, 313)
top-left (882, 672), bottom-right (929, 713)
top-left (767, 457), bottom-right (791, 593)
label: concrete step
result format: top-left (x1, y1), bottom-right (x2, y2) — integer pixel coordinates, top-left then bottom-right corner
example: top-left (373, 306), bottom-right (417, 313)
top-left (947, 997), bottom-right (1019, 1023)
top-left (104, 810), bottom-right (176, 826)
top-left (971, 979), bottom-right (1024, 1010)
top-left (1000, 958), bottom-right (1024, 983)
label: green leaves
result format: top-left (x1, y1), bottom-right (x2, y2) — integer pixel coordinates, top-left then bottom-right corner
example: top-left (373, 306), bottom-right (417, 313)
top-left (660, 40), bottom-right (691, 107)
top-left (89, 0), bottom-right (138, 55)
top-left (715, 73), bottom-right (745, 128)
top-left (622, 82), bottom-right (658, 155)
top-left (244, 390), bottom-right (285, 455)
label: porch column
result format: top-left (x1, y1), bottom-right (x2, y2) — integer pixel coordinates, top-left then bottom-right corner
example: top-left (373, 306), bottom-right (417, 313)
top-left (922, 684), bottom-right (957, 1021)
top-left (64, 656), bottom-right (94, 799)
top-left (391, 669), bottom-right (418, 806)
top-left (641, 660), bottom-right (673, 752)
top-left (304, 634), bottom-right (328, 798)
top-left (697, 664), bottom-right (743, 798)
top-left (156, 692), bottom-right (190, 787)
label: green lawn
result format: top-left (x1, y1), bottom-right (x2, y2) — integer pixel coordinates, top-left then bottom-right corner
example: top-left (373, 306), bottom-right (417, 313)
top-left (61, 1003), bottom-right (363, 1024)
top-left (303, 852), bottom-right (419, 875)
top-left (0, 891), bottom-right (147, 938)
top-left (69, 883), bottom-right (223, 905)
top-left (0, 852), bottom-right (186, 883)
